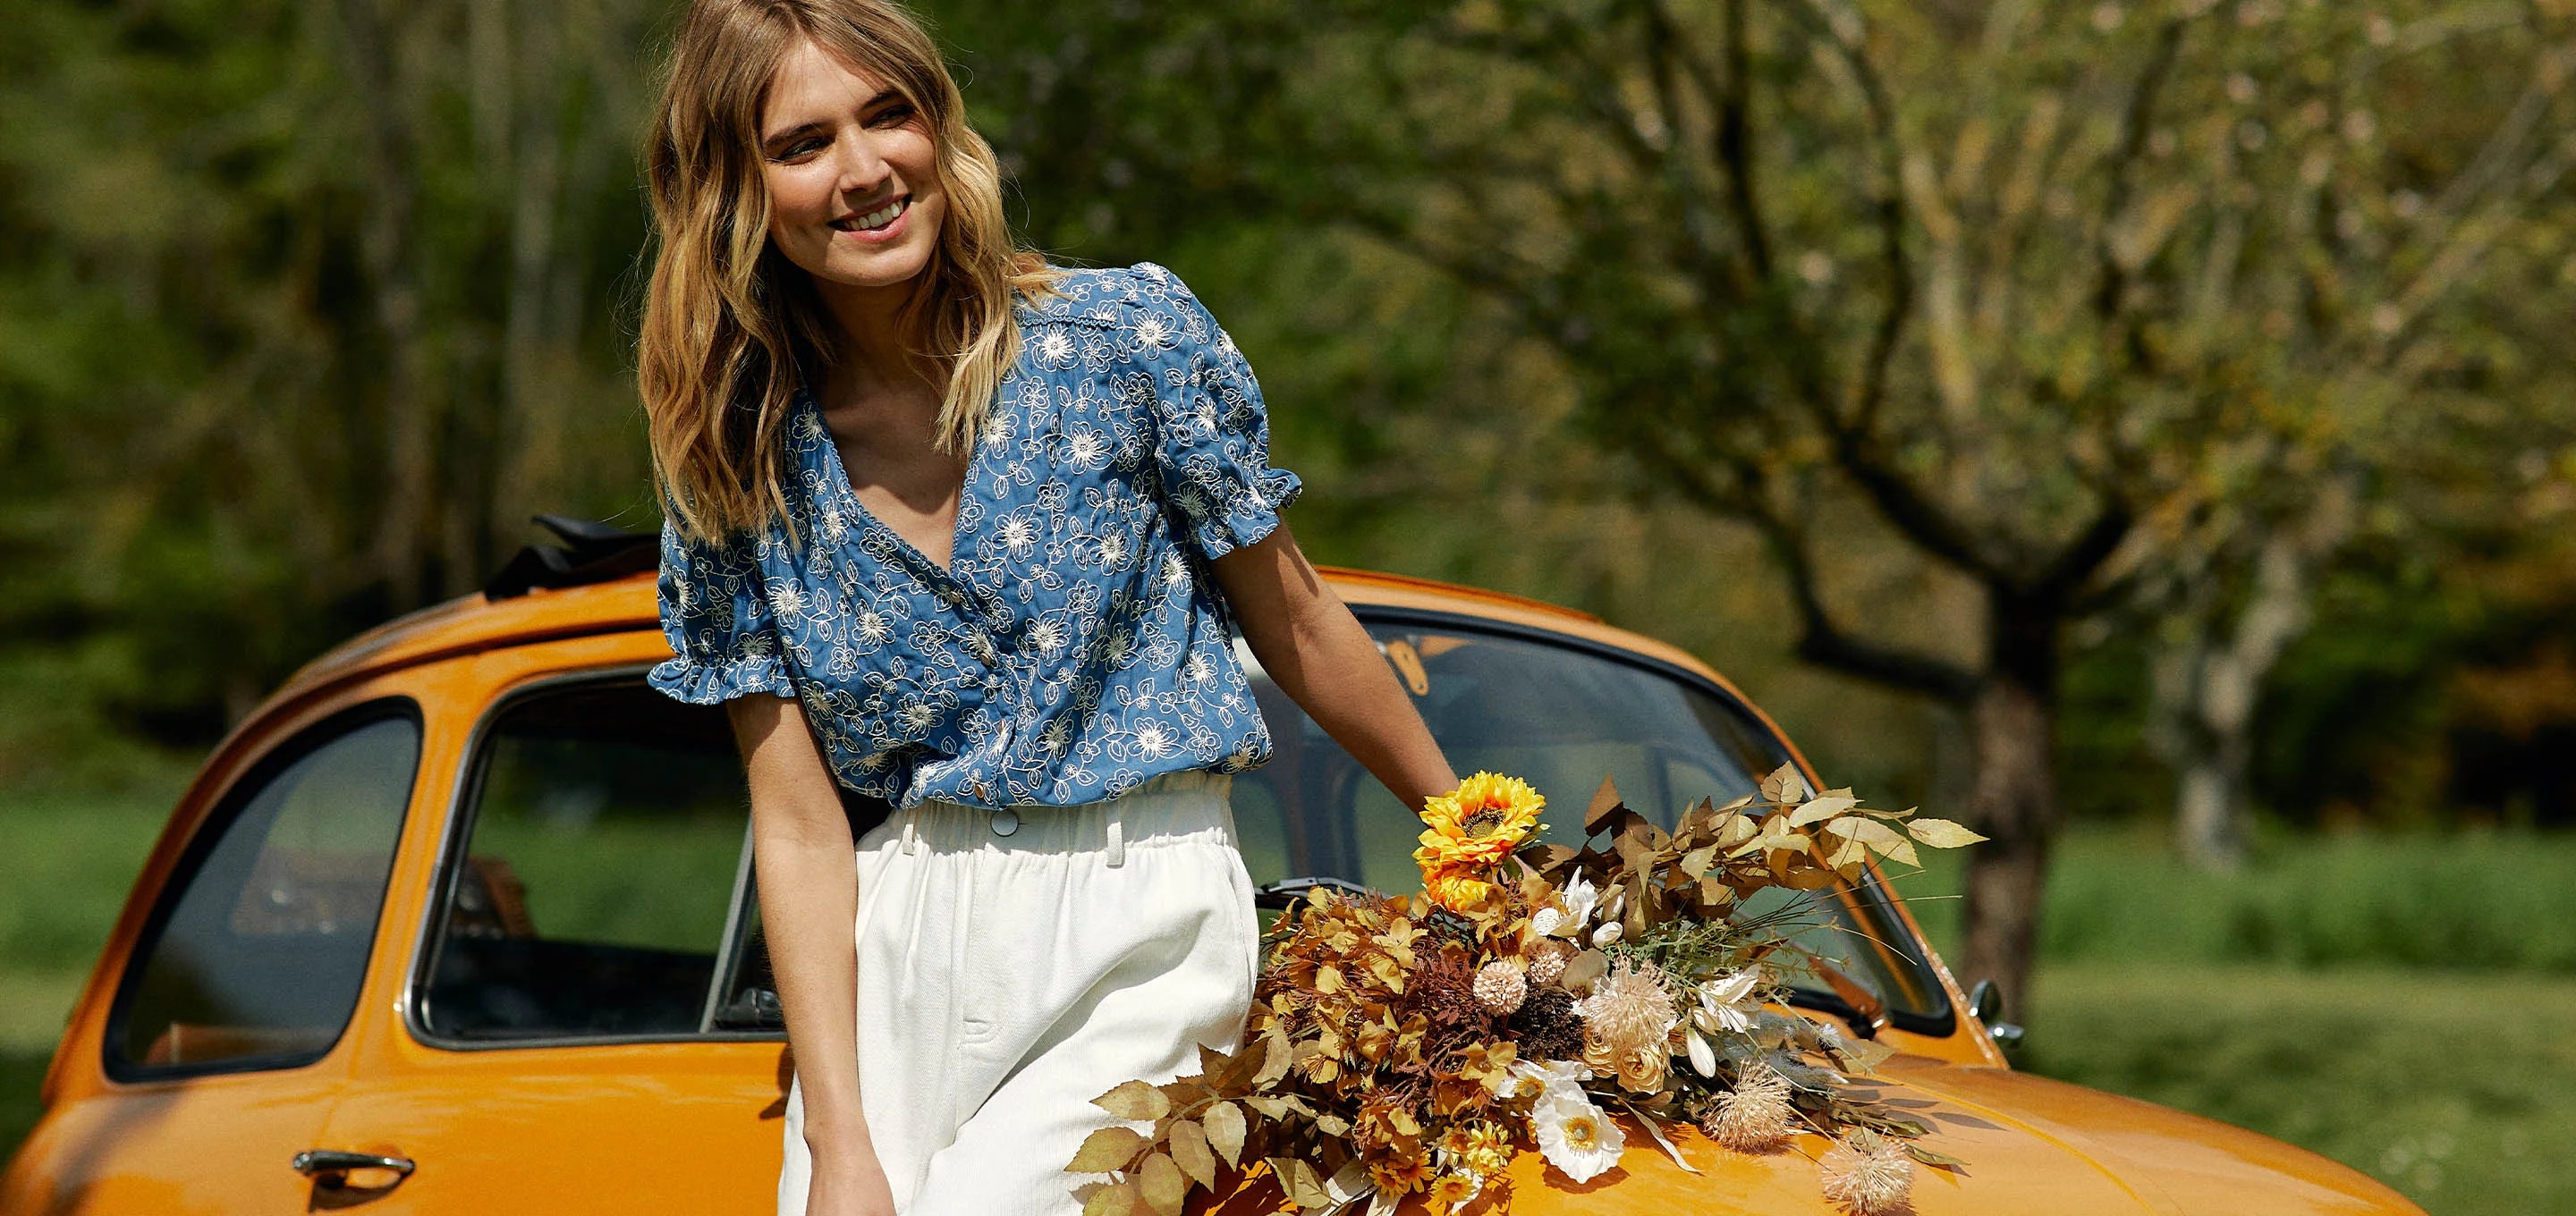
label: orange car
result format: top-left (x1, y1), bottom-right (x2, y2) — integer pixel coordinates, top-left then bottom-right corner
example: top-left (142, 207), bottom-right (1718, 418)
top-left (1, 520), bottom-right (2423, 1215)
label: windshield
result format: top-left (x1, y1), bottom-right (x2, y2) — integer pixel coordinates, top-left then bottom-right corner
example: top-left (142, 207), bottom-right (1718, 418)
top-left (1230, 617), bottom-right (1948, 1027)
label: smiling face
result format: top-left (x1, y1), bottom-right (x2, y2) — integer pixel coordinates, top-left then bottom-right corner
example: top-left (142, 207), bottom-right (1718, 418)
top-left (757, 37), bottom-right (945, 305)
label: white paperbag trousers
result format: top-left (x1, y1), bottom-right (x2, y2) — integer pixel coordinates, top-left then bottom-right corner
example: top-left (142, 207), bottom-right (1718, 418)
top-left (777, 769), bottom-right (1260, 1216)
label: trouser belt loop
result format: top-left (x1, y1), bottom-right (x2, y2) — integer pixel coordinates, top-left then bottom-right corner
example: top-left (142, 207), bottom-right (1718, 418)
top-left (1105, 801), bottom-right (1126, 868)
top-left (900, 807), bottom-right (921, 855)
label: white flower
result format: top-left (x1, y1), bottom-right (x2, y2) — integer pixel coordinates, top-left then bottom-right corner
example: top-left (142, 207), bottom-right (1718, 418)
top-left (1501, 1057), bottom-right (1589, 1105)
top-left (1685, 1029), bottom-right (1717, 1078)
top-left (1530, 907), bottom-right (1565, 937)
top-left (1555, 874), bottom-right (1599, 934)
top-left (1697, 968), bottom-right (1766, 1035)
top-left (1530, 1093), bottom-right (1624, 1183)
top-left (1590, 920), bottom-right (1623, 948)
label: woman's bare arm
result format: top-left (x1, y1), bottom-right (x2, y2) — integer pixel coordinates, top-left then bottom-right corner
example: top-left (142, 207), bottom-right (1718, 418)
top-left (1210, 522), bottom-right (1458, 813)
top-left (725, 694), bottom-right (885, 1199)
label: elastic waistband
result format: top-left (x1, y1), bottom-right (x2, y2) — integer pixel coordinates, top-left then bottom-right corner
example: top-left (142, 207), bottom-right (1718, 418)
top-left (888, 769), bottom-right (1236, 861)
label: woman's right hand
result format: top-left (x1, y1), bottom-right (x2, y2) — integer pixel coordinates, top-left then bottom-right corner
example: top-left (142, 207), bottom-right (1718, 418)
top-left (805, 1145), bottom-right (897, 1216)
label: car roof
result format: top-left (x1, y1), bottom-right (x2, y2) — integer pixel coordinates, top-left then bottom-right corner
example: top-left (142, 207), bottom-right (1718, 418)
top-left (260, 565), bottom-right (1783, 740)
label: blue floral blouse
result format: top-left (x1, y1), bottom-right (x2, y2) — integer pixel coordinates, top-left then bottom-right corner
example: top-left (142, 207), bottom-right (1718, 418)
top-left (647, 262), bottom-right (1304, 811)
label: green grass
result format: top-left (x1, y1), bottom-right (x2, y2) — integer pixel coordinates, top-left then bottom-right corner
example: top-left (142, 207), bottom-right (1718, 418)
top-left (1894, 824), bottom-right (2576, 972)
top-left (0, 790), bottom-right (168, 975)
top-left (2020, 965), bottom-right (2576, 1216)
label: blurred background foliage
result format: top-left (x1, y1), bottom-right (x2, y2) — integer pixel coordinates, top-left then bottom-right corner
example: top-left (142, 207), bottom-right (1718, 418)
top-left (4, 0), bottom-right (2575, 1209)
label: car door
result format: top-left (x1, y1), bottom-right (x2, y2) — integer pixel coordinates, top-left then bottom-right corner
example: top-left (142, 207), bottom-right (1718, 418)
top-left (4, 697), bottom-right (422, 1215)
top-left (307, 648), bottom-right (790, 1213)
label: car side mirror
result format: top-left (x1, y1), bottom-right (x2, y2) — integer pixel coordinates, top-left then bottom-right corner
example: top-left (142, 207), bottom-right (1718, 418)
top-left (1968, 978), bottom-right (2025, 1050)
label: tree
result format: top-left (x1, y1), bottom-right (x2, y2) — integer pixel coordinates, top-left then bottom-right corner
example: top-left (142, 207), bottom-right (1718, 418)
top-left (1064, 0), bottom-right (2576, 1001)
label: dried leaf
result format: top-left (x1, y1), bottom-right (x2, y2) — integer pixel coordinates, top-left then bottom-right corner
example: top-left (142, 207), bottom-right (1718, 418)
top-left (1092, 1078), bottom-right (1171, 1122)
top-left (1907, 1143), bottom-right (1970, 1170)
top-left (1252, 1033), bottom-right (1292, 1085)
top-left (1678, 844), bottom-right (1718, 877)
top-left (1584, 773), bottom-right (1626, 835)
top-left (1267, 1157), bottom-right (1332, 1211)
top-left (1906, 818), bottom-right (1988, 848)
top-left (1558, 948), bottom-right (1608, 990)
top-left (1137, 1152), bottom-right (1187, 1216)
top-left (1835, 1035), bottom-right (1900, 1072)
top-left (1761, 763), bottom-right (1808, 805)
top-left (1243, 1094), bottom-right (1295, 1119)
top-left (1789, 795), bottom-right (1857, 826)
top-left (1082, 1180), bottom-right (1140, 1216)
top-left (1619, 1101), bottom-right (1703, 1174)
top-left (1757, 829), bottom-right (1813, 854)
top-left (1168, 1119), bottom-right (1218, 1190)
top-left (1783, 866), bottom-right (1841, 890)
top-left (1202, 1100), bottom-right (1247, 1166)
top-left (1822, 817), bottom-right (1914, 868)
top-left (1067, 1125), bottom-right (1149, 1173)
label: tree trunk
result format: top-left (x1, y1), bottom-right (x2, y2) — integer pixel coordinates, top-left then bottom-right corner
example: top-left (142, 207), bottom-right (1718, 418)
top-left (1956, 604), bottom-right (2063, 1013)
top-left (2152, 515), bottom-right (2338, 869)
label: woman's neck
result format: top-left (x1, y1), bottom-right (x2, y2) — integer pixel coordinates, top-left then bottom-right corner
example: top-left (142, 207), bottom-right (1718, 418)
top-left (814, 275), bottom-right (942, 421)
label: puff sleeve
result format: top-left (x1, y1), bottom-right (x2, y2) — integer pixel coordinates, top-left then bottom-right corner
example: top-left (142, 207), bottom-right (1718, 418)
top-left (646, 515), bottom-right (796, 704)
top-left (1133, 263), bottom-right (1305, 562)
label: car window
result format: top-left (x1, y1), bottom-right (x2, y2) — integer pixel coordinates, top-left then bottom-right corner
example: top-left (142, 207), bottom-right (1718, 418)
top-left (418, 678), bottom-right (757, 1043)
top-left (1232, 621), bottom-right (1948, 1026)
top-left (107, 704), bottom-right (419, 1078)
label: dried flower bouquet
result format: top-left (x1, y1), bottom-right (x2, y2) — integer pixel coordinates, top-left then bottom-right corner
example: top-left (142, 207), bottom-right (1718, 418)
top-left (1065, 767), bottom-right (1985, 1216)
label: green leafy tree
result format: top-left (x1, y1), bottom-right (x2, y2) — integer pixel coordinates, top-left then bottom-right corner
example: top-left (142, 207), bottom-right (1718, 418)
top-left (1059, 0), bottom-right (2576, 1001)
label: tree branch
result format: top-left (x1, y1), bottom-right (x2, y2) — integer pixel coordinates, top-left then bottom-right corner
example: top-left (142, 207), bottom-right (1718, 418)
top-left (1655, 452), bottom-right (1984, 705)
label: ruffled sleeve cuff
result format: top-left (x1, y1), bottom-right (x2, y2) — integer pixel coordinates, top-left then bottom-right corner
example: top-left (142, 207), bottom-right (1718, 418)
top-left (1131, 261), bottom-right (1306, 562)
top-left (1169, 458), bottom-right (1303, 561)
top-left (646, 651), bottom-right (795, 705)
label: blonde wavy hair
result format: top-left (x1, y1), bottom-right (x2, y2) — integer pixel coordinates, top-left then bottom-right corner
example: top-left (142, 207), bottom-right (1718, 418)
top-left (640, 0), bottom-right (1059, 549)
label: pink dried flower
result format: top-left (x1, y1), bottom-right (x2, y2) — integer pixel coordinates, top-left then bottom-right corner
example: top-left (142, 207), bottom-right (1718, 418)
top-left (1702, 1060), bottom-right (1795, 1153)
top-left (1576, 958), bottom-right (1677, 1055)
top-left (1474, 959), bottom-right (1530, 1016)
top-left (1526, 940), bottom-right (1571, 987)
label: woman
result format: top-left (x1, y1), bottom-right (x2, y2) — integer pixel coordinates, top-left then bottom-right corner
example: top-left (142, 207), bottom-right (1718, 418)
top-left (635, 3), bottom-right (1458, 1213)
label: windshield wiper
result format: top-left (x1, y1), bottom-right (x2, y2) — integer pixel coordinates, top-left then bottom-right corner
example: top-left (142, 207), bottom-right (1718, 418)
top-left (1253, 875), bottom-right (1378, 910)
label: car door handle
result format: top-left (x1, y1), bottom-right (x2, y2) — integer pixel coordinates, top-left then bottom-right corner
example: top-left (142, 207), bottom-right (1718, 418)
top-left (292, 1149), bottom-right (417, 1180)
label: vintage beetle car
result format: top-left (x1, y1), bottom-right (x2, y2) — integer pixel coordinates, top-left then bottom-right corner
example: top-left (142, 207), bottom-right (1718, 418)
top-left (1, 521), bottom-right (2424, 1215)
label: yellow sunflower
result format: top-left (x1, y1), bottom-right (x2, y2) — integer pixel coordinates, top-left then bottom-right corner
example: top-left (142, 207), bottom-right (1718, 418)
top-left (1415, 772), bottom-right (1547, 877)
top-left (1367, 1151), bottom-right (1433, 1193)
top-left (1422, 864), bottom-right (1499, 911)
top-left (1423, 1170), bottom-right (1483, 1212)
